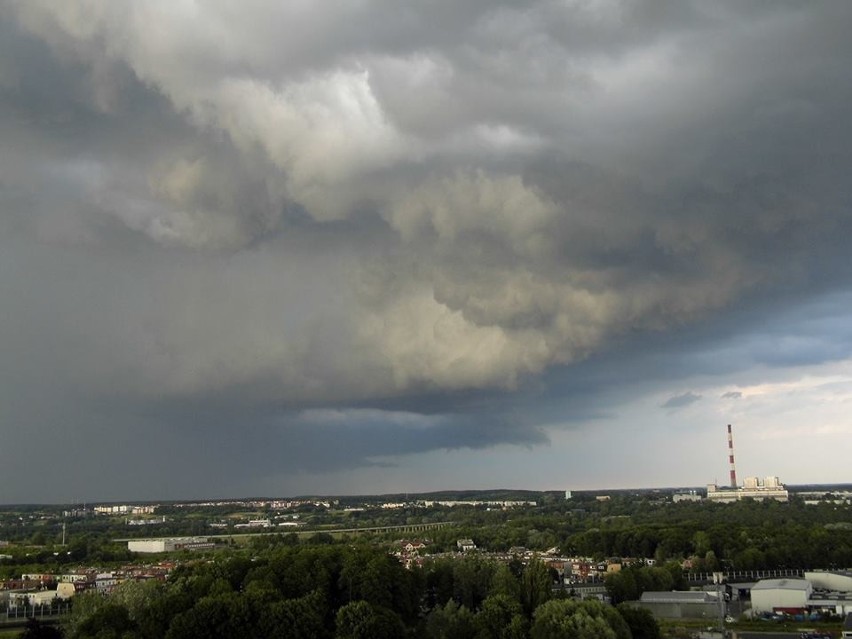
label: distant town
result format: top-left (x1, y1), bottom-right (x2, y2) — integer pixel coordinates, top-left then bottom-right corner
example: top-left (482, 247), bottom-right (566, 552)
top-left (2, 480), bottom-right (852, 638)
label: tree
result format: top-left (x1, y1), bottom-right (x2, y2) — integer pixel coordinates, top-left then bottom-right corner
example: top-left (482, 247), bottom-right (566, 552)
top-left (605, 569), bottom-right (638, 604)
top-left (531, 599), bottom-right (630, 639)
top-left (616, 603), bottom-right (661, 639)
top-left (259, 590), bottom-right (329, 639)
top-left (531, 600), bottom-right (616, 639)
top-left (20, 618), bottom-right (64, 639)
top-left (453, 556), bottom-right (495, 611)
top-left (424, 558), bottom-right (456, 610)
top-left (425, 600), bottom-right (477, 639)
top-left (109, 579), bottom-right (163, 622)
top-left (489, 563), bottom-right (520, 601)
top-left (63, 591), bottom-right (109, 638)
top-left (131, 583), bottom-right (198, 639)
top-left (635, 566), bottom-right (673, 594)
top-left (692, 531), bottom-right (712, 557)
top-left (606, 566), bottom-right (673, 604)
top-left (334, 600), bottom-right (405, 639)
top-left (474, 594), bottom-right (526, 639)
top-left (164, 593), bottom-right (261, 639)
top-left (309, 532), bottom-right (335, 545)
top-left (72, 602), bottom-right (136, 639)
top-left (30, 531), bottom-right (47, 546)
top-left (663, 561), bottom-right (687, 590)
top-left (520, 559), bottom-right (552, 617)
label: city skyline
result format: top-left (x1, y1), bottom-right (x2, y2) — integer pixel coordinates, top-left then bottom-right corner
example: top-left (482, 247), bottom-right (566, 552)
top-left (1, 2), bottom-right (852, 502)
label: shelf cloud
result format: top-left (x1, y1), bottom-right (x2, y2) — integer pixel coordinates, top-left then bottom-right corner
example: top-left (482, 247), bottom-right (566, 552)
top-left (1, 2), bottom-right (851, 500)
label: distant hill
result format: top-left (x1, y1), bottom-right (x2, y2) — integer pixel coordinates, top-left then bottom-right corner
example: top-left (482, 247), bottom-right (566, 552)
top-left (327, 489), bottom-right (555, 505)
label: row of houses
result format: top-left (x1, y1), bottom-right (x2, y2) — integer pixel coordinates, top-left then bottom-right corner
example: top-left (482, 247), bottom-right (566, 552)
top-left (390, 536), bottom-right (658, 586)
top-left (1, 563), bottom-right (173, 609)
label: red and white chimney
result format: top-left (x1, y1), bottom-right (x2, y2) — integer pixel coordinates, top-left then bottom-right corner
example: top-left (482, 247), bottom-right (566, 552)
top-left (727, 424), bottom-right (738, 488)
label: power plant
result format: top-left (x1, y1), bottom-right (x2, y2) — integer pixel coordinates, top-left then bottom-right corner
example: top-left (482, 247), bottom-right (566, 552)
top-left (727, 422), bottom-right (737, 488)
top-left (706, 424), bottom-right (789, 502)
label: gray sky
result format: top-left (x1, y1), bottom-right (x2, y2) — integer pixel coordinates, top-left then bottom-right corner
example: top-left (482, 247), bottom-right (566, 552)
top-left (1, 1), bottom-right (851, 502)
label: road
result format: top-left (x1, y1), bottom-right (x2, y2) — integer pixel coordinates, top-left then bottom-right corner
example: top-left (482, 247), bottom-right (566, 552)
top-left (114, 520), bottom-right (455, 543)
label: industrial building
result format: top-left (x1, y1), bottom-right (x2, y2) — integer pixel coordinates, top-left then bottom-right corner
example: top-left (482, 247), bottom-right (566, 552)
top-left (706, 477), bottom-right (789, 503)
top-left (751, 578), bottom-right (812, 613)
top-left (706, 425), bottom-right (789, 502)
top-left (127, 537), bottom-right (214, 553)
top-left (637, 590), bottom-right (721, 619)
top-left (748, 573), bottom-right (852, 618)
top-left (805, 571), bottom-right (852, 593)
top-left (672, 491), bottom-right (702, 503)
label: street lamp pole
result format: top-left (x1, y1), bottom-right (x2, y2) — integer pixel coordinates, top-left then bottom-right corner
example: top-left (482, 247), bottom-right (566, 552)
top-left (713, 572), bottom-right (725, 636)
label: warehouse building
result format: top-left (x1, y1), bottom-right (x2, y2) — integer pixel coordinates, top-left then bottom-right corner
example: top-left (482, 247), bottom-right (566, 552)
top-left (805, 571), bottom-right (852, 593)
top-left (637, 590), bottom-right (721, 619)
top-left (745, 574), bottom-right (852, 618)
top-left (750, 578), bottom-right (812, 613)
top-left (127, 537), bottom-right (214, 553)
top-left (706, 476), bottom-right (789, 503)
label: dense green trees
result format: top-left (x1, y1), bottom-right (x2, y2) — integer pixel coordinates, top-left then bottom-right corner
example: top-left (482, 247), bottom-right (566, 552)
top-left (19, 618), bottom-right (64, 639)
top-left (59, 544), bottom-right (635, 639)
top-left (530, 600), bottom-right (630, 639)
top-left (561, 499), bottom-right (852, 571)
top-left (520, 559), bottom-right (552, 617)
top-left (335, 600), bottom-right (406, 639)
top-left (474, 595), bottom-right (527, 639)
top-left (13, 492), bottom-right (852, 638)
top-left (259, 591), bottom-right (327, 638)
top-left (425, 600), bottom-right (477, 639)
top-left (604, 566), bottom-right (676, 604)
top-left (616, 604), bottom-right (661, 639)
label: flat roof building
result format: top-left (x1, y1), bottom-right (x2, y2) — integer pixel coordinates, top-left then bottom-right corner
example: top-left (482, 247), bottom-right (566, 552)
top-left (128, 537), bottom-right (211, 553)
top-left (805, 571), bottom-right (852, 593)
top-left (637, 591), bottom-right (720, 619)
top-left (707, 476), bottom-right (789, 503)
top-left (751, 578), bottom-right (812, 613)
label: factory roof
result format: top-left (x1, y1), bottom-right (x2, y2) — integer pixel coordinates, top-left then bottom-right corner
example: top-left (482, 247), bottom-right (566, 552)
top-left (640, 591), bottom-right (717, 603)
top-left (752, 578), bottom-right (810, 591)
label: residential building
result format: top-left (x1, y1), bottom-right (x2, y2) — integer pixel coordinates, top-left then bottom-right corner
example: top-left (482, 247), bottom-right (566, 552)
top-left (457, 539), bottom-right (476, 552)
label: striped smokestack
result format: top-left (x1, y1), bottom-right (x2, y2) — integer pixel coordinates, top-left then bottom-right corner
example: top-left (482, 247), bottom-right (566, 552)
top-left (727, 423), bottom-right (737, 488)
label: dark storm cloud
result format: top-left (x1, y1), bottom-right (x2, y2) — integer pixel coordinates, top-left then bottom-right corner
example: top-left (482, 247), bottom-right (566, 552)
top-left (1, 1), bottom-right (852, 500)
top-left (661, 392), bottom-right (703, 410)
top-left (722, 391), bottom-right (743, 400)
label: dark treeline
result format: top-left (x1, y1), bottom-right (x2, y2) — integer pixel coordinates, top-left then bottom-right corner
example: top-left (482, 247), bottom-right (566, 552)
top-left (5, 493), bottom-right (852, 582)
top-left (386, 496), bottom-right (852, 572)
top-left (562, 498), bottom-right (852, 570)
top-left (57, 542), bottom-right (659, 639)
top-left (7, 491), bottom-right (852, 638)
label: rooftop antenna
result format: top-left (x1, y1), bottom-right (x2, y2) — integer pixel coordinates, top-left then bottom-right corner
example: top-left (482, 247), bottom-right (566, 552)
top-left (727, 424), bottom-right (738, 488)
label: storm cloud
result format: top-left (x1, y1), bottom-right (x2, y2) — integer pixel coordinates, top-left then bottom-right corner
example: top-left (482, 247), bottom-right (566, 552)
top-left (1, 2), bottom-right (852, 500)
top-left (661, 392), bottom-right (702, 410)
